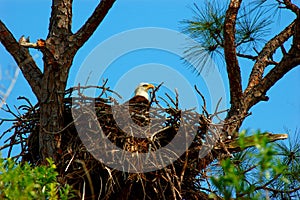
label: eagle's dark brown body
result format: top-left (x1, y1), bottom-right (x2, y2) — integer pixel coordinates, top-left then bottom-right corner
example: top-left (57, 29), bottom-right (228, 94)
top-left (128, 95), bottom-right (151, 126)
top-left (126, 83), bottom-right (154, 127)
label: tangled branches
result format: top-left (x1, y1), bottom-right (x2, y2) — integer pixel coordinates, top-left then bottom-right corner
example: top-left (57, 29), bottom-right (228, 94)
top-left (1, 83), bottom-right (228, 199)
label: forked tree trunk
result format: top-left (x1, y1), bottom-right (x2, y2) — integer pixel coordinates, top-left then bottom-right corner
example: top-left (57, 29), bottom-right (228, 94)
top-left (37, 0), bottom-right (74, 163)
top-left (0, 0), bottom-right (116, 163)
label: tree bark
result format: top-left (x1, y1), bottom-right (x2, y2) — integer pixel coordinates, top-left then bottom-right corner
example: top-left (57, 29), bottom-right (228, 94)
top-left (0, 0), bottom-right (116, 163)
top-left (37, 0), bottom-right (73, 163)
top-left (222, 0), bottom-right (244, 138)
top-left (224, 0), bottom-right (243, 105)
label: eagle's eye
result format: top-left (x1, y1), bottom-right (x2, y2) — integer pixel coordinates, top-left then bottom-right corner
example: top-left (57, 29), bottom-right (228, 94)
top-left (142, 84), bottom-right (148, 87)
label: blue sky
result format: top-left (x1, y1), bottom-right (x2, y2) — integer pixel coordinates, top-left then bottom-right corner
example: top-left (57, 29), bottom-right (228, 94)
top-left (0, 0), bottom-right (299, 153)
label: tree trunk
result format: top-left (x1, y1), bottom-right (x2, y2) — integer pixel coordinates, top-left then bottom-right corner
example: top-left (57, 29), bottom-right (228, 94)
top-left (36, 0), bottom-right (73, 163)
top-left (39, 63), bottom-right (70, 162)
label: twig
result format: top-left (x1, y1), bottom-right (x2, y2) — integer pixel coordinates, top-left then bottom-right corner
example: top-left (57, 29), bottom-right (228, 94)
top-left (66, 84), bottom-right (122, 99)
top-left (65, 153), bottom-right (76, 172)
top-left (150, 126), bottom-right (171, 141)
top-left (42, 115), bottom-right (80, 135)
top-left (149, 82), bottom-right (163, 106)
top-left (98, 79), bottom-right (109, 98)
top-left (158, 97), bottom-right (171, 108)
top-left (175, 88), bottom-right (179, 109)
top-left (236, 53), bottom-right (257, 60)
top-left (194, 85), bottom-right (209, 117)
top-left (165, 93), bottom-right (176, 107)
top-left (76, 159), bottom-right (95, 200)
top-left (280, 45), bottom-right (287, 55)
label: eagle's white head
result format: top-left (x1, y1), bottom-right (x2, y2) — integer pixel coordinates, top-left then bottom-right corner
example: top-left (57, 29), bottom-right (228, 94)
top-left (134, 82), bottom-right (155, 100)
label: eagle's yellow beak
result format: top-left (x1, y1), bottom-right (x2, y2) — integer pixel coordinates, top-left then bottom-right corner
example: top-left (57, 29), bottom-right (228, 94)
top-left (146, 84), bottom-right (155, 90)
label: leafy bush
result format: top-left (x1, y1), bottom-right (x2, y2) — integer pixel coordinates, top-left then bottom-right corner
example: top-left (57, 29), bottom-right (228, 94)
top-left (0, 157), bottom-right (73, 200)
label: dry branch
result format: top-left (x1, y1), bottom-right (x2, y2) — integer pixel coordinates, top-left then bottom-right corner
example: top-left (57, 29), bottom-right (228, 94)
top-left (245, 20), bottom-right (295, 94)
top-left (72, 0), bottom-right (116, 49)
top-left (0, 20), bottom-right (42, 99)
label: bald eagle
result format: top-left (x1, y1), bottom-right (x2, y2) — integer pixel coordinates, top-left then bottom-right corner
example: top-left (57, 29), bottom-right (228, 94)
top-left (127, 82), bottom-right (154, 127)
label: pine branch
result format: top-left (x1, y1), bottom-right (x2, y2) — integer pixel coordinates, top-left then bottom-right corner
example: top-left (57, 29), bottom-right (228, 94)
top-left (223, 0), bottom-right (243, 106)
top-left (72, 0), bottom-right (116, 49)
top-left (0, 20), bottom-right (42, 100)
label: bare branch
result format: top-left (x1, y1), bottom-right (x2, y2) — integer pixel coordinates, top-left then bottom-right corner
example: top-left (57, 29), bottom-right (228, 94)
top-left (72, 0), bottom-right (116, 49)
top-left (260, 21), bottom-right (300, 94)
top-left (283, 0), bottom-right (300, 16)
top-left (149, 82), bottom-right (164, 106)
top-left (245, 20), bottom-right (295, 94)
top-left (280, 45), bottom-right (287, 55)
top-left (236, 53), bottom-right (257, 61)
top-left (194, 85), bottom-right (209, 117)
top-left (19, 36), bottom-right (46, 49)
top-left (0, 20), bottom-right (42, 100)
top-left (223, 0), bottom-right (243, 106)
top-left (245, 18), bottom-right (300, 109)
top-left (266, 60), bottom-right (279, 65)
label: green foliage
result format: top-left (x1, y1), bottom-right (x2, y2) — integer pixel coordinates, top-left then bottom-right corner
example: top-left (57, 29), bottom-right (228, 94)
top-left (0, 157), bottom-right (74, 200)
top-left (209, 130), bottom-right (300, 200)
top-left (181, 0), bottom-right (274, 75)
top-left (181, 1), bottom-right (227, 73)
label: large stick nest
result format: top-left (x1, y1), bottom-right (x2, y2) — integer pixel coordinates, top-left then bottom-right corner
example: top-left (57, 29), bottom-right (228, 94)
top-left (1, 83), bottom-right (226, 200)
